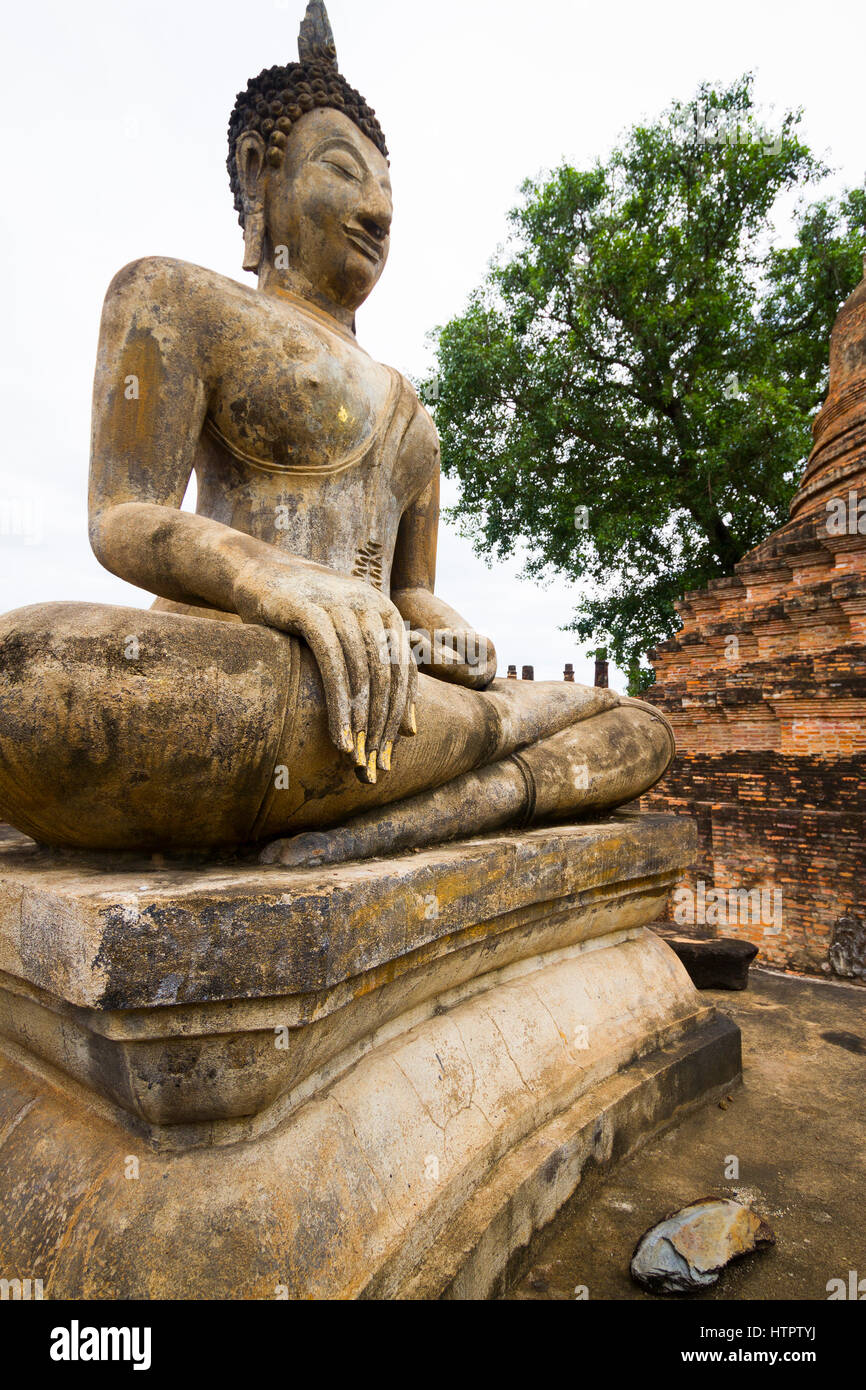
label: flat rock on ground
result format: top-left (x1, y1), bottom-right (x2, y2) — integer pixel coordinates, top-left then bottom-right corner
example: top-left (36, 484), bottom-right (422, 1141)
top-left (505, 969), bottom-right (866, 1300)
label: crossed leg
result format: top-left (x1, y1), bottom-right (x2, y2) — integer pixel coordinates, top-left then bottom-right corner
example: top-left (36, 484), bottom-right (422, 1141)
top-left (261, 678), bottom-right (675, 865)
top-left (0, 602), bottom-right (673, 854)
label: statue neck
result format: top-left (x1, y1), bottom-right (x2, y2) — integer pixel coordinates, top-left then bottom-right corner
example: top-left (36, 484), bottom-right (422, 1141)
top-left (258, 256), bottom-right (356, 335)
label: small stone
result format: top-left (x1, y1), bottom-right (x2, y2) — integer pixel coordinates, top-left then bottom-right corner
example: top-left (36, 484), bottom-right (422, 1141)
top-left (630, 1198), bottom-right (775, 1294)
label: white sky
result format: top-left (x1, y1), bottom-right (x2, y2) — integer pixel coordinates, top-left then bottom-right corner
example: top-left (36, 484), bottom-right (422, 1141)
top-left (1, 0), bottom-right (862, 685)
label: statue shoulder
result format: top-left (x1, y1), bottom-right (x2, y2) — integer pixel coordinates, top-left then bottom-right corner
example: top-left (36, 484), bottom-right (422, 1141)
top-left (99, 258), bottom-right (262, 378)
top-left (102, 257), bottom-right (255, 330)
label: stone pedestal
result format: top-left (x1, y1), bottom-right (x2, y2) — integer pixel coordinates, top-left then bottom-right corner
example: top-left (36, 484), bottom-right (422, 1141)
top-left (0, 812), bottom-right (740, 1299)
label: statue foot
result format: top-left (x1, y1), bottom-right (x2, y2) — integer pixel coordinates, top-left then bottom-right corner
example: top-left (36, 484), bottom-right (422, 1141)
top-left (259, 760), bottom-right (526, 867)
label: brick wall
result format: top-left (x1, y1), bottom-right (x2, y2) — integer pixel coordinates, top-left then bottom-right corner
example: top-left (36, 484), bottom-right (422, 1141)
top-left (642, 265), bottom-right (866, 980)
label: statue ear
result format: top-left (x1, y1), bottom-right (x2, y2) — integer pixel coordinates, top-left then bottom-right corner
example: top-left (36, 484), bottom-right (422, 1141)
top-left (235, 130), bottom-right (268, 273)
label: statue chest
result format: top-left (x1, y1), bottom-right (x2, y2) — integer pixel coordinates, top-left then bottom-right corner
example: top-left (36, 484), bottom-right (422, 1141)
top-left (205, 322), bottom-right (395, 474)
top-left (196, 328), bottom-right (422, 588)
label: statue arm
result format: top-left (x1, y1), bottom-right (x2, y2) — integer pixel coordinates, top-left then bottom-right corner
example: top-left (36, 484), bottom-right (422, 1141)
top-left (88, 257), bottom-right (415, 769)
top-left (88, 257), bottom-right (294, 610)
top-left (391, 461), bottom-right (498, 691)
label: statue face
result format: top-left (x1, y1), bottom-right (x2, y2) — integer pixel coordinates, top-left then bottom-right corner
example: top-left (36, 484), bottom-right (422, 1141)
top-left (267, 106), bottom-right (392, 312)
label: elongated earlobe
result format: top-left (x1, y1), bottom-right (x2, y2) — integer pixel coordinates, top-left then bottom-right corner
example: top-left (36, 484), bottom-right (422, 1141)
top-left (235, 131), bottom-right (268, 275)
top-left (243, 206), bottom-right (265, 273)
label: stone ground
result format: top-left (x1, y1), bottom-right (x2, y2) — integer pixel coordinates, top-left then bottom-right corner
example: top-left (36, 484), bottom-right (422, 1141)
top-left (505, 967), bottom-right (865, 1301)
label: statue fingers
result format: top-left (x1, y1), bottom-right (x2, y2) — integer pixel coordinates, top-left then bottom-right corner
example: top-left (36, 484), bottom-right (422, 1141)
top-left (399, 646), bottom-right (418, 737)
top-left (296, 608), bottom-right (355, 758)
top-left (357, 609), bottom-right (390, 781)
top-left (330, 606), bottom-right (370, 769)
top-left (380, 612), bottom-right (410, 768)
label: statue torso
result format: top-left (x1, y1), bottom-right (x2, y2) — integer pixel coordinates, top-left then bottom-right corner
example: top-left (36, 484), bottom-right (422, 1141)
top-left (175, 265), bottom-right (436, 592)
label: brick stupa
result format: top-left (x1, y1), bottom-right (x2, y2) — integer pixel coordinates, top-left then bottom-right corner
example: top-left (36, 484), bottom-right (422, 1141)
top-left (644, 261), bottom-right (866, 977)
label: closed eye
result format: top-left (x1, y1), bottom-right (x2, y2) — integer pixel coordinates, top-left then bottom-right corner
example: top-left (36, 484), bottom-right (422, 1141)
top-left (321, 156), bottom-right (362, 183)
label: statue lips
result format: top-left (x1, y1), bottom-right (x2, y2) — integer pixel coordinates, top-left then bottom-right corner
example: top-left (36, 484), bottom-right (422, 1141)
top-left (343, 223), bottom-right (384, 265)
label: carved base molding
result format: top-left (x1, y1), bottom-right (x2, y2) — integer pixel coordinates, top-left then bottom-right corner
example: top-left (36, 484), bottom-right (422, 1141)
top-left (0, 814), bottom-right (741, 1299)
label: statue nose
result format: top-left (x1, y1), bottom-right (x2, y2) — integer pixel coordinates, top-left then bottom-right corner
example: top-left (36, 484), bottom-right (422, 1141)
top-left (359, 185), bottom-right (392, 242)
top-left (359, 213), bottom-right (390, 245)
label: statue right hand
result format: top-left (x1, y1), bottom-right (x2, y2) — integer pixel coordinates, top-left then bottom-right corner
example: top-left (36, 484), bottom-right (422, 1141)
top-left (232, 560), bottom-right (417, 780)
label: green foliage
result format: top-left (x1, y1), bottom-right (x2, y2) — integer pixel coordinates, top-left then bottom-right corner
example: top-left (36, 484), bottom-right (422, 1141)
top-left (426, 74), bottom-right (866, 683)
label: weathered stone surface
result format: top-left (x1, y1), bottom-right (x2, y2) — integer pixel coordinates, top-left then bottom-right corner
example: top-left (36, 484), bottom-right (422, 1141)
top-left (658, 933), bottom-right (759, 990)
top-left (0, 813), bottom-right (693, 1134)
top-left (0, 813), bottom-right (688, 1009)
top-left (630, 1198), bottom-right (775, 1294)
top-left (0, 814), bottom-right (743, 1298)
top-left (0, 1009), bottom-right (740, 1301)
top-left (0, 924), bottom-right (739, 1299)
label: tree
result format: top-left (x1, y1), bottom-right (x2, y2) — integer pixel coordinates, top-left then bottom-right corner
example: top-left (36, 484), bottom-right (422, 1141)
top-left (426, 74), bottom-right (866, 689)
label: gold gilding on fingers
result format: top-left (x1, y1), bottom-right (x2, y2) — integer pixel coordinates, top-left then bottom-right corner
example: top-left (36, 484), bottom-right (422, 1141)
top-left (341, 725), bottom-right (354, 755)
top-left (408, 704), bottom-right (417, 735)
top-left (366, 751), bottom-right (378, 784)
top-left (379, 742), bottom-right (392, 772)
top-left (354, 730), bottom-right (366, 766)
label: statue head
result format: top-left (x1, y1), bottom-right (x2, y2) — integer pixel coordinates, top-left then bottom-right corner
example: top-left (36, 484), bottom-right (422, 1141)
top-left (228, 2), bottom-right (392, 317)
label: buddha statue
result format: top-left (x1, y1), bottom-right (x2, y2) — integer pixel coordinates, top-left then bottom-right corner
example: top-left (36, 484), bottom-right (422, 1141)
top-left (0, 2), bottom-right (674, 864)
